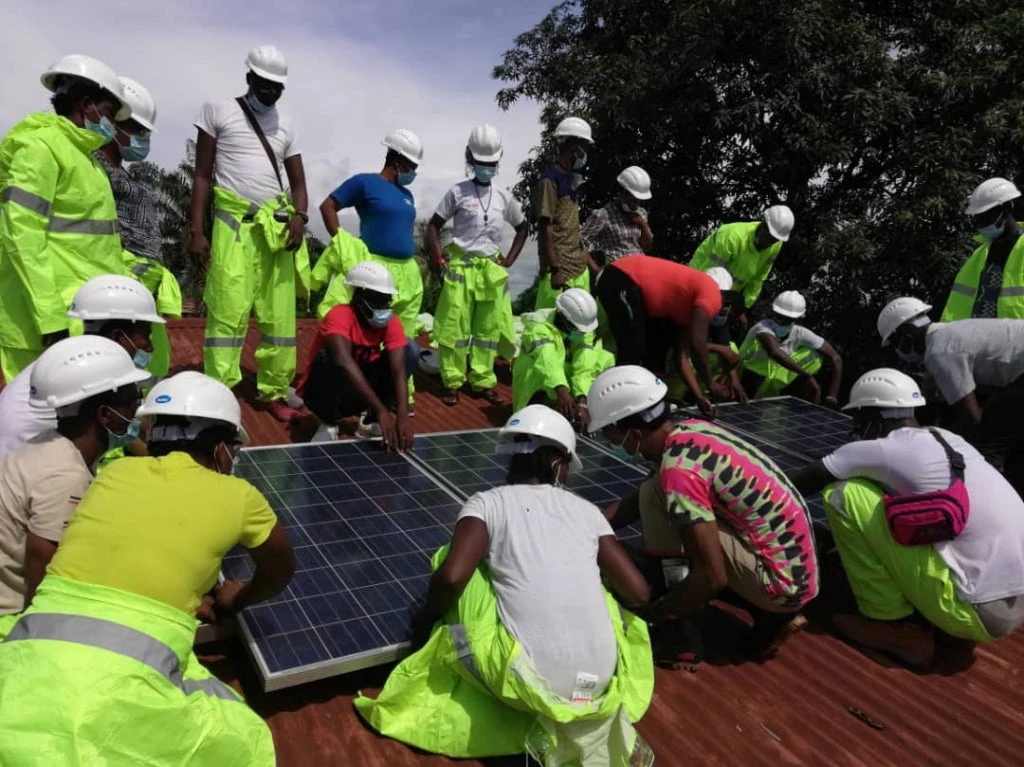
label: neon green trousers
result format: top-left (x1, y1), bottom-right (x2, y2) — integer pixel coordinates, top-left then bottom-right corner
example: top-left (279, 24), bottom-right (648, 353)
top-left (203, 187), bottom-right (308, 401)
top-left (823, 479), bottom-right (993, 643)
top-left (123, 251), bottom-right (182, 379)
top-left (534, 269), bottom-right (590, 311)
top-left (0, 575), bottom-right (275, 766)
top-left (740, 344), bottom-right (822, 398)
top-left (434, 249), bottom-right (515, 390)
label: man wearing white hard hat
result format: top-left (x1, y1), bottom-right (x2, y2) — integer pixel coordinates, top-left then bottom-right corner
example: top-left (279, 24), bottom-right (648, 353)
top-left (789, 369), bottom-right (1024, 667)
top-left (356, 405), bottom-right (653, 762)
top-left (581, 165), bottom-right (655, 265)
top-left (0, 274), bottom-right (163, 458)
top-left (878, 296), bottom-right (1024, 493)
top-left (95, 76), bottom-right (182, 381)
top-left (587, 366), bottom-right (819, 669)
top-left (0, 54), bottom-right (130, 382)
top-left (425, 124), bottom-right (528, 407)
top-left (689, 205), bottom-right (795, 326)
top-left (297, 261), bottom-right (418, 450)
top-left (0, 335), bottom-right (148, 617)
top-left (533, 116), bottom-right (598, 311)
top-left (318, 128), bottom-right (425, 408)
top-left (738, 289), bottom-right (843, 405)
top-left (191, 45), bottom-right (310, 423)
top-left (0, 371), bottom-right (291, 764)
top-left (512, 288), bottom-right (615, 427)
top-left (942, 177), bottom-right (1024, 321)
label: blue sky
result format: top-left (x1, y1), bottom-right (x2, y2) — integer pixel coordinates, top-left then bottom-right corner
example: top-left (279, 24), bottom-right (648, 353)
top-left (1, 0), bottom-right (560, 292)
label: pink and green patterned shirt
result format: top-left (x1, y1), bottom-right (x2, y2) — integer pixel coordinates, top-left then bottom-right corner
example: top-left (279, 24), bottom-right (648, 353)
top-left (659, 420), bottom-right (819, 609)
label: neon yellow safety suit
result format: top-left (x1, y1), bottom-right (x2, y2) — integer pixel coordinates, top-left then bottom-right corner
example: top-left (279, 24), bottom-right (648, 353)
top-left (0, 575), bottom-right (275, 766)
top-left (738, 332), bottom-right (822, 398)
top-left (435, 245), bottom-right (516, 390)
top-left (203, 186), bottom-right (309, 401)
top-left (123, 250), bottom-right (182, 378)
top-left (822, 479), bottom-right (993, 643)
top-left (940, 234), bottom-right (1024, 321)
top-left (690, 221), bottom-right (782, 308)
top-left (0, 113), bottom-right (126, 381)
top-left (354, 546), bottom-right (654, 765)
top-left (513, 309), bottom-right (616, 411)
top-left (668, 341), bottom-right (740, 400)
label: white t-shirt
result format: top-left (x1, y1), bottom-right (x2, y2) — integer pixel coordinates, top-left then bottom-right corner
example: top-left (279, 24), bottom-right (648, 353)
top-left (924, 320), bottom-right (1024, 405)
top-left (194, 100), bottom-right (301, 206)
top-left (433, 180), bottom-right (525, 257)
top-left (457, 484), bottom-right (618, 700)
top-left (0, 361), bottom-right (57, 459)
top-left (822, 427), bottom-right (1024, 605)
top-left (747, 319), bottom-right (825, 354)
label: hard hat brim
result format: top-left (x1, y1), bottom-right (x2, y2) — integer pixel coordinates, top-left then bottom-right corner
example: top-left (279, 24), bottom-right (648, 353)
top-left (772, 307), bottom-right (804, 319)
top-left (469, 149), bottom-right (503, 163)
top-left (248, 64), bottom-right (287, 85)
top-left (66, 308), bottom-right (166, 324)
top-left (965, 190), bottom-right (1021, 216)
top-left (766, 221), bottom-right (790, 242)
top-left (572, 318), bottom-right (599, 333)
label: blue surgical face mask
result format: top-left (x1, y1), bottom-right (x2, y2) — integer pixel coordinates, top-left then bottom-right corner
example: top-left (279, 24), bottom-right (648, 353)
top-left (710, 315), bottom-right (728, 327)
top-left (979, 214), bottom-right (1004, 242)
top-left (567, 330), bottom-right (585, 343)
top-left (104, 408), bottom-right (140, 450)
top-left (369, 308), bottom-right (393, 328)
top-left (84, 113), bottom-right (117, 144)
top-left (571, 151), bottom-right (588, 171)
top-left (473, 165), bottom-right (497, 184)
top-left (119, 133), bottom-right (151, 162)
top-left (245, 92), bottom-right (274, 115)
top-left (119, 331), bottom-right (151, 370)
top-left (397, 169), bottom-right (417, 187)
top-left (774, 322), bottom-right (792, 338)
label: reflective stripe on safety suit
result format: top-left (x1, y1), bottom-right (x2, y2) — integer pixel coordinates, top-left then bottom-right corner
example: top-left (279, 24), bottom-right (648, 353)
top-left (512, 310), bottom-right (616, 411)
top-left (690, 221), bottom-right (782, 308)
top-left (738, 331), bottom-right (822, 397)
top-left (354, 545), bottom-right (654, 764)
top-left (0, 575), bottom-right (275, 765)
top-left (822, 480), bottom-right (993, 643)
top-left (203, 186), bottom-right (310, 401)
top-left (0, 112), bottom-right (126, 380)
top-left (123, 250), bottom-right (183, 379)
top-left (434, 245), bottom-right (516, 390)
top-left (940, 233), bottom-right (1024, 321)
top-left (533, 269), bottom-right (590, 311)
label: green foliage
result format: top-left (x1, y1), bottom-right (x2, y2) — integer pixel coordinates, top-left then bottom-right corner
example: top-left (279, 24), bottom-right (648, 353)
top-left (495, 1), bottom-right (1024, 376)
top-left (512, 274), bottom-right (540, 315)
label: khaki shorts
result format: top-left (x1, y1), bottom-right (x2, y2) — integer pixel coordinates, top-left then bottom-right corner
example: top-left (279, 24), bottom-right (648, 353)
top-left (639, 477), bottom-right (796, 614)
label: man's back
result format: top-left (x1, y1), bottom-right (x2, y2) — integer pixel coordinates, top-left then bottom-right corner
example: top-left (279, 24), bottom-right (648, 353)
top-left (925, 319), bottom-right (1024, 403)
top-left (611, 255), bottom-right (722, 324)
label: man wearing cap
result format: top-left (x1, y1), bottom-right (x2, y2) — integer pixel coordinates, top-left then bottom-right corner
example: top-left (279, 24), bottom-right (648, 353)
top-left (0, 54), bottom-right (130, 382)
top-left (580, 166), bottom-right (654, 266)
top-left (943, 177), bottom-right (1024, 321)
top-left (190, 45), bottom-right (310, 422)
top-left (689, 205), bottom-right (795, 327)
top-left (534, 116), bottom-right (597, 310)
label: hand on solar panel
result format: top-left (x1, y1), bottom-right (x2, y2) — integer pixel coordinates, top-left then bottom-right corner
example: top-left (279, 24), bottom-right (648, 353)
top-left (377, 411), bottom-right (413, 453)
top-left (212, 579), bottom-right (248, 615)
top-left (195, 594), bottom-right (218, 624)
top-left (556, 386), bottom-right (579, 425)
top-left (695, 396), bottom-right (717, 419)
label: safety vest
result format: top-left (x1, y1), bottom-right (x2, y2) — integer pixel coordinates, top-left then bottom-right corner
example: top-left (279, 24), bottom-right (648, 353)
top-left (0, 112), bottom-right (126, 349)
top-left (739, 325), bottom-right (822, 397)
top-left (689, 221), bottom-right (782, 308)
top-left (940, 233), bottom-right (1024, 321)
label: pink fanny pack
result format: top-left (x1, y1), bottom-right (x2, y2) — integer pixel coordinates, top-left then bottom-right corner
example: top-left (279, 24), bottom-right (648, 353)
top-left (883, 430), bottom-right (970, 547)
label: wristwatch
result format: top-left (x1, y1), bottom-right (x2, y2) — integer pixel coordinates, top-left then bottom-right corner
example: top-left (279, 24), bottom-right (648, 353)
top-left (295, 211), bottom-right (310, 224)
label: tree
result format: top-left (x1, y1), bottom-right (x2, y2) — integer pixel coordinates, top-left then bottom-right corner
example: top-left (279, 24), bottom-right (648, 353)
top-left (495, 1), bottom-right (1024, 376)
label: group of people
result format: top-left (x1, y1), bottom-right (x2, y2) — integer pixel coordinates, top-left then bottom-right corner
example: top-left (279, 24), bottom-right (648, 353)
top-left (1, 43), bottom-right (1023, 766)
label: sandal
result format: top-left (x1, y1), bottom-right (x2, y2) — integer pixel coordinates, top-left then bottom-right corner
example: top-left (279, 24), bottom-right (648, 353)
top-left (440, 388), bottom-right (460, 407)
top-left (472, 387), bottom-right (506, 406)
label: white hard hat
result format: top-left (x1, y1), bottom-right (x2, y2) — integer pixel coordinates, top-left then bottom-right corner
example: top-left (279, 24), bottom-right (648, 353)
top-left (467, 123), bottom-right (503, 163)
top-left (586, 365), bottom-right (667, 433)
top-left (67, 274), bottom-right (165, 325)
top-left (41, 54), bottom-right (130, 121)
top-left (844, 368), bottom-right (925, 411)
top-left (553, 116), bottom-right (594, 144)
top-left (616, 166), bottom-right (652, 200)
top-left (246, 45), bottom-right (288, 84)
top-left (344, 261), bottom-right (398, 295)
top-left (772, 290), bottom-right (807, 319)
top-left (498, 404), bottom-right (583, 473)
top-left (763, 205), bottom-right (795, 242)
top-left (877, 297), bottom-right (932, 346)
top-left (382, 128), bottom-right (423, 165)
top-left (117, 76), bottom-right (157, 132)
top-left (137, 371), bottom-right (249, 444)
top-left (704, 266), bottom-right (734, 291)
top-left (965, 177), bottom-right (1021, 217)
top-left (29, 335), bottom-right (150, 412)
top-left (555, 288), bottom-right (599, 333)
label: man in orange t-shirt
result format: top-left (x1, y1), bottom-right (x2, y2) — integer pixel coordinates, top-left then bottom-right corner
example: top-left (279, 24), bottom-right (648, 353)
top-left (594, 254), bottom-right (724, 416)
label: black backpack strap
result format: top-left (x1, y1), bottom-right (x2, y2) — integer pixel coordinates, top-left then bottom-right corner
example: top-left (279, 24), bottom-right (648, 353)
top-left (928, 428), bottom-right (966, 479)
top-left (235, 97), bottom-right (284, 192)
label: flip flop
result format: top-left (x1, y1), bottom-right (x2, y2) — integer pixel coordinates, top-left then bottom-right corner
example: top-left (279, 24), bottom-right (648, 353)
top-left (440, 389), bottom-right (460, 407)
top-left (472, 387), bottom-right (506, 406)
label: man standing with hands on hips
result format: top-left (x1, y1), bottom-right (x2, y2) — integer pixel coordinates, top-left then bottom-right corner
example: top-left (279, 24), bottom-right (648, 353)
top-left (190, 45), bottom-right (310, 422)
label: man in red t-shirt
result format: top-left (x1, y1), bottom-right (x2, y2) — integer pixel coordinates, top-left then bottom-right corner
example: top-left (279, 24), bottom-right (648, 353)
top-left (594, 254), bottom-right (724, 417)
top-left (297, 262), bottom-right (419, 450)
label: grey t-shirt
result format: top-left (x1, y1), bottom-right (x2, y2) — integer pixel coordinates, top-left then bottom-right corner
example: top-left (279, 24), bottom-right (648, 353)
top-left (924, 320), bottom-right (1024, 404)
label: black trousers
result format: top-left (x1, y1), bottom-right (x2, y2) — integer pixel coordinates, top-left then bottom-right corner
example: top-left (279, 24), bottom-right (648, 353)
top-left (302, 349), bottom-right (396, 425)
top-left (594, 265), bottom-right (675, 376)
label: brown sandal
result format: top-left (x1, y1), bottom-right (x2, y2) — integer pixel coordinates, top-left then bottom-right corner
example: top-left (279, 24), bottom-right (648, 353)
top-left (472, 387), bottom-right (506, 406)
top-left (440, 388), bottom-right (460, 407)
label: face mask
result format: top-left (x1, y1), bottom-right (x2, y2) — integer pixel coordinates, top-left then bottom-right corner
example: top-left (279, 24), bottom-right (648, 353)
top-left (571, 151), bottom-right (588, 171)
top-left (979, 215), bottom-right (1004, 242)
top-left (710, 315), bottom-right (728, 327)
top-left (245, 92), bottom-right (274, 115)
top-left (567, 330), bottom-right (585, 343)
top-left (774, 323), bottom-right (792, 338)
top-left (84, 111), bottom-right (117, 144)
top-left (621, 201), bottom-right (637, 214)
top-left (473, 165), bottom-right (497, 184)
top-left (550, 459), bottom-right (566, 489)
top-left (104, 409), bottom-right (140, 451)
top-left (217, 442), bottom-right (240, 475)
top-left (119, 331), bottom-right (151, 370)
top-left (369, 308), bottom-right (393, 328)
top-left (895, 347), bottom-right (923, 364)
top-left (612, 430), bottom-right (639, 461)
top-left (119, 134), bottom-right (150, 162)
top-left (397, 170), bottom-right (417, 187)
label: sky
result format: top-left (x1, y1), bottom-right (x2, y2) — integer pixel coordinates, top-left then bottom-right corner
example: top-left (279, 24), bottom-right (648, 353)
top-left (0, 0), bottom-right (559, 294)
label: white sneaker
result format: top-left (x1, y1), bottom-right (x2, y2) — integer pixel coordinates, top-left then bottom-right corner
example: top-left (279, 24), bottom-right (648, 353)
top-left (355, 413), bottom-right (382, 439)
top-left (311, 424), bottom-right (339, 443)
top-left (285, 386), bottom-right (305, 409)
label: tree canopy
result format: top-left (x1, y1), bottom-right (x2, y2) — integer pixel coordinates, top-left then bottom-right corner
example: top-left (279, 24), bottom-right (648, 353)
top-left (494, 0), bottom-right (1024, 374)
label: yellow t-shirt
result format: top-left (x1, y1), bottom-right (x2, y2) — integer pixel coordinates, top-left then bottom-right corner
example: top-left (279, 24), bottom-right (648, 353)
top-left (49, 452), bottom-right (278, 616)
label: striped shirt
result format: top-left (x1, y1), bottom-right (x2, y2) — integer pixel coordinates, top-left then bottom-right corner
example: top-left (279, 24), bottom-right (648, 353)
top-left (659, 420), bottom-right (819, 608)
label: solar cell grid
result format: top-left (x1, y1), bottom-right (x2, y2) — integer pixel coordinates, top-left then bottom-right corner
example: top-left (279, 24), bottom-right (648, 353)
top-left (702, 396), bottom-right (853, 459)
